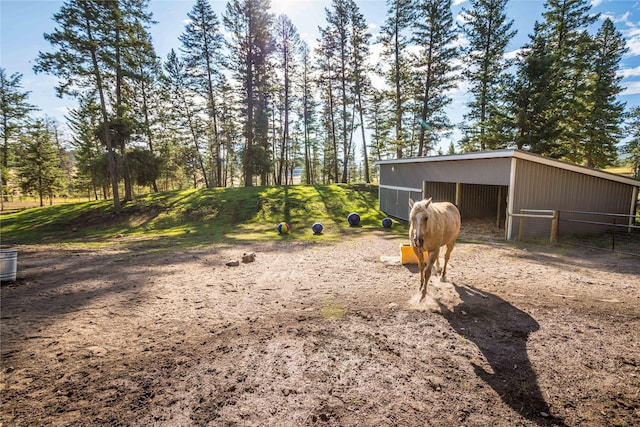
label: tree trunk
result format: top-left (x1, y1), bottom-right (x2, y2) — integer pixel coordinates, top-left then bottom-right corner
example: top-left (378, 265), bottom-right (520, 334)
top-left (84, 8), bottom-right (121, 213)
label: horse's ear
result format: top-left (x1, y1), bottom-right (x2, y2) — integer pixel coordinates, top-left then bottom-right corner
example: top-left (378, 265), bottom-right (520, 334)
top-left (408, 198), bottom-right (414, 209)
top-left (424, 197), bottom-right (432, 207)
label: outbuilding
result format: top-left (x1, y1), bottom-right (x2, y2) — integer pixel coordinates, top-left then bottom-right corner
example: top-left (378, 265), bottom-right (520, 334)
top-left (375, 149), bottom-right (640, 241)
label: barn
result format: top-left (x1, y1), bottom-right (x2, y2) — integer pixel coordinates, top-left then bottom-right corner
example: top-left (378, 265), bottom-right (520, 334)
top-left (375, 149), bottom-right (640, 241)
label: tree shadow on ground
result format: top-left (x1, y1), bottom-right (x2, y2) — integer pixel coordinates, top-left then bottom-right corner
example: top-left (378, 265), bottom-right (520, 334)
top-left (439, 283), bottom-right (566, 426)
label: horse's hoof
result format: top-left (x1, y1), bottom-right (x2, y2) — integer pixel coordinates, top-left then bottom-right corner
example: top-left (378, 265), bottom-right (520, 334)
top-left (440, 276), bottom-right (447, 283)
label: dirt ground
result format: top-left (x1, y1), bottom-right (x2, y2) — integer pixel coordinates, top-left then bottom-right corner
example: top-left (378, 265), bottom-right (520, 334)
top-left (1, 222), bottom-right (639, 426)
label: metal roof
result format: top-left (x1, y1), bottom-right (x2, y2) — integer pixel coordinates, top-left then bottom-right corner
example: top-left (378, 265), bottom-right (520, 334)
top-left (374, 149), bottom-right (640, 188)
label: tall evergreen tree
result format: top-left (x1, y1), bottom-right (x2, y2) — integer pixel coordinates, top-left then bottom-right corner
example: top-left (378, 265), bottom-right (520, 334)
top-left (299, 42), bottom-right (319, 184)
top-left (179, 0), bottom-right (225, 187)
top-left (411, 0), bottom-right (459, 156)
top-left (273, 14), bottom-right (302, 185)
top-left (379, 0), bottom-right (416, 158)
top-left (510, 22), bottom-right (562, 154)
top-left (224, 0), bottom-right (274, 186)
top-left (17, 119), bottom-right (64, 207)
top-left (0, 69), bottom-right (37, 210)
top-left (459, 0), bottom-right (516, 151)
top-left (621, 106), bottom-right (640, 180)
top-left (323, 0), bottom-right (354, 183)
top-left (347, 0), bottom-right (372, 182)
top-left (35, 0), bottom-right (122, 211)
top-left (537, 0), bottom-right (599, 158)
top-left (128, 18), bottom-right (162, 192)
top-left (0, 69), bottom-right (36, 169)
top-left (66, 92), bottom-right (107, 200)
top-left (316, 25), bottom-right (340, 183)
top-left (367, 88), bottom-right (393, 161)
top-left (578, 18), bottom-right (627, 168)
top-left (162, 49), bottom-right (209, 188)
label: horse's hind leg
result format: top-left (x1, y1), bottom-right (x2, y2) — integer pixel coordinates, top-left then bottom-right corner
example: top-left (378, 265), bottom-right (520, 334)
top-left (440, 243), bottom-right (455, 282)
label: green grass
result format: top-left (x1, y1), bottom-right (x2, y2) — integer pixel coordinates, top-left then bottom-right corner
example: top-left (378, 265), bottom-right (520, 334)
top-left (0, 184), bottom-right (407, 249)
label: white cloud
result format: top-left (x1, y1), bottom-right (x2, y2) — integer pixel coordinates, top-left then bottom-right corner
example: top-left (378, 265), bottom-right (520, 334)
top-left (504, 48), bottom-right (522, 60)
top-left (621, 66), bottom-right (640, 78)
top-left (590, 0), bottom-right (604, 7)
top-left (621, 80), bottom-right (640, 96)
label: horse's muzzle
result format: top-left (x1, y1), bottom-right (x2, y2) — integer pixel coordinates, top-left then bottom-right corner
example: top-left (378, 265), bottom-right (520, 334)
top-left (414, 237), bottom-right (424, 248)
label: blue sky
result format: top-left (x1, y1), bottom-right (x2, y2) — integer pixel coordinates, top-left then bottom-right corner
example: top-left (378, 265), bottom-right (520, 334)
top-left (1, 0), bottom-right (639, 153)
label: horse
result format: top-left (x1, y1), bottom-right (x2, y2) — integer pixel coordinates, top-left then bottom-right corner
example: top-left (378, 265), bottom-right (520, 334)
top-left (408, 197), bottom-right (461, 301)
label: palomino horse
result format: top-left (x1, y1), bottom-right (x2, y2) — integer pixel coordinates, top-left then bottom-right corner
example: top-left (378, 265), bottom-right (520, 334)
top-left (409, 198), bottom-right (461, 301)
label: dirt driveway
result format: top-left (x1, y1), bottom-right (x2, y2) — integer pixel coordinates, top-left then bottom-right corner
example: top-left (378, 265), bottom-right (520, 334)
top-left (1, 226), bottom-right (639, 426)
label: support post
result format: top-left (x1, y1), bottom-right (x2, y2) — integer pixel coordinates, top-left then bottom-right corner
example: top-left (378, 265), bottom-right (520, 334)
top-left (496, 186), bottom-right (503, 228)
top-left (550, 210), bottom-right (559, 244)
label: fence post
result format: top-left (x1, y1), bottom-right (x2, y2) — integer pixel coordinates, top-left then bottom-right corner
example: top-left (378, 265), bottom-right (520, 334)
top-left (550, 210), bottom-right (559, 244)
top-left (518, 214), bottom-right (525, 241)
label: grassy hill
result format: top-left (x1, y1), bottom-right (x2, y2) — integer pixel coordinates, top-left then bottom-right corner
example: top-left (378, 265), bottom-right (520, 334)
top-left (0, 184), bottom-right (406, 248)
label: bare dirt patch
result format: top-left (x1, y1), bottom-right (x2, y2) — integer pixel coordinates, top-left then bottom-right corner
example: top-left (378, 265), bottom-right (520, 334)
top-left (1, 225), bottom-right (639, 426)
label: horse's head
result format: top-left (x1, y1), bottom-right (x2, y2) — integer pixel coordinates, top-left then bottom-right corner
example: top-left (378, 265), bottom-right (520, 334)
top-left (408, 197), bottom-right (432, 248)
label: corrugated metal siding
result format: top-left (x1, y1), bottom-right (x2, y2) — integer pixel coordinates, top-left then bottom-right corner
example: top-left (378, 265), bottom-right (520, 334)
top-left (512, 159), bottom-right (635, 236)
top-left (424, 182), bottom-right (456, 203)
top-left (379, 187), bottom-right (422, 220)
top-left (422, 182), bottom-right (505, 219)
top-left (379, 158), bottom-right (512, 188)
top-left (419, 158), bottom-right (512, 185)
top-left (460, 184), bottom-right (503, 218)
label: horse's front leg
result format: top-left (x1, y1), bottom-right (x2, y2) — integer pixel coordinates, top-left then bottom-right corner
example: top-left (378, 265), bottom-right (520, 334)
top-left (415, 250), bottom-right (426, 295)
top-left (421, 251), bottom-right (438, 301)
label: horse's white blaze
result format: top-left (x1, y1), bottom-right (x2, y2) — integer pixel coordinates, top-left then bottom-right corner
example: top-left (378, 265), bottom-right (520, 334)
top-left (413, 211), bottom-right (425, 245)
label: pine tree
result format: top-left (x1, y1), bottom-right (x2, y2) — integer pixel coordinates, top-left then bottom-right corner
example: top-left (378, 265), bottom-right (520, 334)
top-left (510, 22), bottom-right (563, 154)
top-left (66, 92), bottom-right (107, 200)
top-left (316, 26), bottom-right (340, 183)
top-left (273, 14), bottom-right (302, 185)
top-left (459, 0), bottom-right (516, 151)
top-left (367, 88), bottom-right (393, 161)
top-left (126, 7), bottom-right (162, 192)
top-left (162, 49), bottom-right (209, 188)
top-left (347, 0), bottom-right (372, 182)
top-left (411, 0), bottom-right (459, 156)
top-left (224, 0), bottom-right (274, 186)
top-left (0, 69), bottom-right (36, 169)
top-left (538, 0), bottom-right (599, 158)
top-left (179, 0), bottom-right (225, 187)
top-left (299, 43), bottom-right (320, 184)
top-left (579, 18), bottom-right (627, 168)
top-left (35, 0), bottom-right (122, 211)
top-left (323, 0), bottom-right (354, 183)
top-left (0, 68), bottom-right (37, 210)
top-left (622, 107), bottom-right (640, 180)
top-left (17, 119), bottom-right (64, 207)
top-left (379, 0), bottom-right (416, 158)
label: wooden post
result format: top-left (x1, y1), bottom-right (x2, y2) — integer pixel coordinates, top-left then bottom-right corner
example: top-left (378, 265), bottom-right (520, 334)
top-left (518, 214), bottom-right (525, 241)
top-left (550, 210), bottom-right (559, 244)
top-left (496, 186), bottom-right (503, 228)
top-left (455, 182), bottom-right (461, 207)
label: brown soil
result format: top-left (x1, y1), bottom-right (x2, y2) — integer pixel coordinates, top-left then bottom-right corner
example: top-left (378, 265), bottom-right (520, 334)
top-left (1, 223), bottom-right (639, 426)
